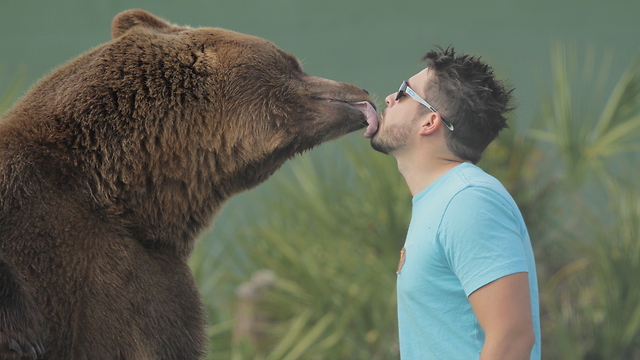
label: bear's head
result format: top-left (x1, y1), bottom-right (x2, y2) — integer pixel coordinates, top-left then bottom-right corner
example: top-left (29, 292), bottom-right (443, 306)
top-left (105, 10), bottom-right (377, 187)
top-left (0, 9), bottom-right (377, 252)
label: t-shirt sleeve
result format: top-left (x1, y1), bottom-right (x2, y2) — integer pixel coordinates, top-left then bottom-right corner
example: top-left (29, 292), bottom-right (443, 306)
top-left (436, 186), bottom-right (529, 296)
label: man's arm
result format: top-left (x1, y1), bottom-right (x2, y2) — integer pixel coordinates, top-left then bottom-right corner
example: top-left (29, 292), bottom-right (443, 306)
top-left (468, 272), bottom-right (535, 360)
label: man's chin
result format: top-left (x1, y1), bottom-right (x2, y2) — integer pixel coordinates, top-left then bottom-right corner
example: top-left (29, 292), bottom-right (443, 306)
top-left (370, 135), bottom-right (391, 155)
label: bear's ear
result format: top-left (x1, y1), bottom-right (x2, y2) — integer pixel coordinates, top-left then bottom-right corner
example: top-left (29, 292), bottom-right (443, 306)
top-left (111, 9), bottom-right (173, 39)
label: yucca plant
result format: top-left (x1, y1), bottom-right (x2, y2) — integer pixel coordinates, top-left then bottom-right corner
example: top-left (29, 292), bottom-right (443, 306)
top-left (543, 186), bottom-right (640, 360)
top-left (529, 44), bottom-right (640, 259)
top-left (531, 45), bottom-right (640, 359)
top-left (585, 187), bottom-right (640, 359)
top-left (531, 43), bottom-right (640, 190)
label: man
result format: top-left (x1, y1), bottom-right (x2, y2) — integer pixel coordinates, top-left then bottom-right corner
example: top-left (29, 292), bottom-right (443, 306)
top-left (367, 46), bottom-right (540, 359)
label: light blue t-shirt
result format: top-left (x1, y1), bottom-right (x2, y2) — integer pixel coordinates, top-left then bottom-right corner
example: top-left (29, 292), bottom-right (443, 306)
top-left (397, 163), bottom-right (540, 359)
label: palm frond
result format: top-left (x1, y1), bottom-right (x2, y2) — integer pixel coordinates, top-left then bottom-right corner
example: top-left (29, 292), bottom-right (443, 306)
top-left (535, 44), bottom-right (640, 187)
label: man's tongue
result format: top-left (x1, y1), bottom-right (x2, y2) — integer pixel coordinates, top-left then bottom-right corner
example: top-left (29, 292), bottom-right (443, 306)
top-left (352, 101), bottom-right (379, 138)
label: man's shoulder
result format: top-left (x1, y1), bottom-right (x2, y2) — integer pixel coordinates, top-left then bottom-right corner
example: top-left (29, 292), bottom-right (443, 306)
top-left (450, 164), bottom-right (513, 202)
top-left (444, 165), bottom-right (526, 234)
top-left (414, 163), bottom-right (513, 214)
top-left (453, 163), bottom-right (503, 188)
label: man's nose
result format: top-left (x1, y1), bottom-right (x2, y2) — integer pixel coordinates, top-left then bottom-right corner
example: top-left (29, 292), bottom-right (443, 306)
top-left (385, 92), bottom-right (397, 106)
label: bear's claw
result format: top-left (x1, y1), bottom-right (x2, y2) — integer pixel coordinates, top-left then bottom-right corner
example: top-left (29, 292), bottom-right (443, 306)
top-left (1, 332), bottom-right (44, 359)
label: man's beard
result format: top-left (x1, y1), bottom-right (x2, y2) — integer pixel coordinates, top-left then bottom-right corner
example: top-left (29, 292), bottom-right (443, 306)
top-left (370, 119), bottom-right (413, 155)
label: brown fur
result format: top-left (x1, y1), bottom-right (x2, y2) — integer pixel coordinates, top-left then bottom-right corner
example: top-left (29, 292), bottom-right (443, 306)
top-left (0, 9), bottom-right (373, 359)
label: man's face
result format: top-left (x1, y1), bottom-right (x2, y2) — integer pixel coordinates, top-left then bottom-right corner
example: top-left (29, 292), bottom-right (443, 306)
top-left (370, 69), bottom-right (430, 155)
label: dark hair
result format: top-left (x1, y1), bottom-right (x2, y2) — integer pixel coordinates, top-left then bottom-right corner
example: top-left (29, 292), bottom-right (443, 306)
top-left (421, 46), bottom-right (515, 164)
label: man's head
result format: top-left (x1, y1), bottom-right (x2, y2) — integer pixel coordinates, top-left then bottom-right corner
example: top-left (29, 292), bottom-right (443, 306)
top-left (419, 46), bottom-right (514, 163)
top-left (371, 46), bottom-right (514, 164)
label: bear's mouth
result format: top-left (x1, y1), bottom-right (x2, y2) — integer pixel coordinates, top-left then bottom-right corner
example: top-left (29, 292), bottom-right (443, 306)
top-left (327, 99), bottom-right (379, 138)
top-left (349, 101), bottom-right (378, 138)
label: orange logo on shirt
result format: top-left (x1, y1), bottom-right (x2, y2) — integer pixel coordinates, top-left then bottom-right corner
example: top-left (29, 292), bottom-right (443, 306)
top-left (396, 247), bottom-right (406, 274)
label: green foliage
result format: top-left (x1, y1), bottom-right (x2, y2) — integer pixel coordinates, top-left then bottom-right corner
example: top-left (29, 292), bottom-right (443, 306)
top-left (527, 45), bottom-right (640, 359)
top-left (531, 43), bottom-right (640, 189)
top-left (543, 187), bottom-right (640, 360)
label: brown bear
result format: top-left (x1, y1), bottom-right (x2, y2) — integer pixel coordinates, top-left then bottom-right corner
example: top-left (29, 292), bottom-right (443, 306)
top-left (0, 9), bottom-right (377, 360)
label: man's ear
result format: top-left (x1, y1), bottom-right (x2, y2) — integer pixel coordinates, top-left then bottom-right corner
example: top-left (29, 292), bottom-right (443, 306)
top-left (417, 113), bottom-right (441, 135)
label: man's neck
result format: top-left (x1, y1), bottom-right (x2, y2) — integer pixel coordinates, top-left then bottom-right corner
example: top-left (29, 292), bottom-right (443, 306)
top-left (395, 154), bottom-right (465, 196)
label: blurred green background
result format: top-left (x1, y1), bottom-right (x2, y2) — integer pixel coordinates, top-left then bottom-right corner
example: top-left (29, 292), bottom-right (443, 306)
top-left (2, 1), bottom-right (640, 359)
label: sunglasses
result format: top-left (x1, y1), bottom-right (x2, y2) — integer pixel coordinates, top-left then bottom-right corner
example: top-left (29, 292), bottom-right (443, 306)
top-left (395, 80), bottom-right (454, 131)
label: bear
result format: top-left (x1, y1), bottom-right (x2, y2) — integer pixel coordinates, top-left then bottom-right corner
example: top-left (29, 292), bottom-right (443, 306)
top-left (0, 9), bottom-right (377, 360)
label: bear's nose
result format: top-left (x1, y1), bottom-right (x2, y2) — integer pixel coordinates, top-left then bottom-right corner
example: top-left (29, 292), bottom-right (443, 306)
top-left (362, 88), bottom-right (369, 95)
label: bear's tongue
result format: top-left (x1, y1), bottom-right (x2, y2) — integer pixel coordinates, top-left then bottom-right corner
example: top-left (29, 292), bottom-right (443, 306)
top-left (352, 101), bottom-right (379, 138)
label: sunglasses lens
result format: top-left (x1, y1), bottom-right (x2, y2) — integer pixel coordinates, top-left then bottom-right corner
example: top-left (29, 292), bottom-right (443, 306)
top-left (395, 81), bottom-right (409, 101)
